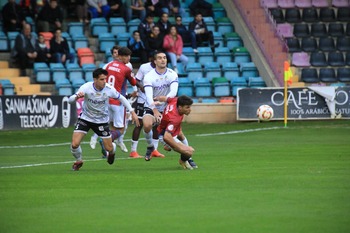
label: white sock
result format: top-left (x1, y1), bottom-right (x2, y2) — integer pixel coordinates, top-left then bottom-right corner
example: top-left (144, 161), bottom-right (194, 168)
top-left (181, 137), bottom-right (189, 146)
top-left (71, 145), bottom-right (82, 161)
top-left (143, 129), bottom-right (153, 147)
top-left (153, 139), bottom-right (159, 150)
top-left (131, 140), bottom-right (139, 152)
top-left (91, 133), bottom-right (98, 140)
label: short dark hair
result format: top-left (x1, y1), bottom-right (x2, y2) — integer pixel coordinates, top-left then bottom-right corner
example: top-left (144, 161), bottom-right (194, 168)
top-left (118, 47), bottom-right (132, 56)
top-left (110, 45), bottom-right (121, 54)
top-left (152, 50), bottom-right (166, 60)
top-left (177, 95), bottom-right (193, 107)
top-left (93, 68), bottom-right (108, 79)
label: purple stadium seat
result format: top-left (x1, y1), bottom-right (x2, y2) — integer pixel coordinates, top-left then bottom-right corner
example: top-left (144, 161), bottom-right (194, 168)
top-left (276, 23), bottom-right (294, 38)
top-left (261, 0), bottom-right (278, 8)
top-left (312, 0), bottom-right (330, 7)
top-left (278, 0), bottom-right (295, 8)
top-left (295, 0), bottom-right (312, 8)
top-left (292, 52), bottom-right (311, 67)
top-left (332, 0), bottom-right (350, 7)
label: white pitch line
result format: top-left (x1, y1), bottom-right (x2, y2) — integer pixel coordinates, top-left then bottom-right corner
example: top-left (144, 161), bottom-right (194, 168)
top-left (195, 126), bottom-right (283, 136)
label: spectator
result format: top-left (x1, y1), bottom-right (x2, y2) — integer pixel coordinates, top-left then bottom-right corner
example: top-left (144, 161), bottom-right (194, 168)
top-left (35, 33), bottom-right (51, 64)
top-left (175, 16), bottom-right (198, 53)
top-left (156, 12), bottom-right (172, 37)
top-left (138, 12), bottom-right (155, 41)
top-left (125, 0), bottom-right (146, 22)
top-left (188, 12), bottom-right (219, 52)
top-left (144, 0), bottom-right (162, 17)
top-left (159, 0), bottom-right (185, 18)
top-left (87, 0), bottom-right (110, 18)
top-left (19, 0), bottom-right (38, 18)
top-left (50, 29), bottom-right (74, 64)
top-left (128, 30), bottom-right (148, 63)
top-left (145, 25), bottom-right (163, 59)
top-left (12, 24), bottom-right (38, 76)
top-left (76, 0), bottom-right (90, 24)
top-left (37, 0), bottom-right (63, 32)
top-left (189, 0), bottom-right (213, 17)
top-left (163, 26), bottom-right (188, 73)
top-left (107, 0), bottom-right (123, 18)
top-left (2, 0), bottom-right (25, 33)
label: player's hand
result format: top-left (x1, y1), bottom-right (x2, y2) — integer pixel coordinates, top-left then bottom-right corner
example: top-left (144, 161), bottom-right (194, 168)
top-left (131, 111), bottom-right (140, 127)
top-left (153, 109), bottom-right (162, 123)
top-left (75, 92), bottom-right (84, 99)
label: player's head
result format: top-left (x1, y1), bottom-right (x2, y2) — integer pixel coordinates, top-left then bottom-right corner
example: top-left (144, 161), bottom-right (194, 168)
top-left (177, 95), bottom-right (193, 116)
top-left (118, 47), bottom-right (132, 64)
top-left (93, 68), bottom-right (108, 89)
top-left (111, 45), bottom-right (121, 60)
top-left (153, 50), bottom-right (167, 69)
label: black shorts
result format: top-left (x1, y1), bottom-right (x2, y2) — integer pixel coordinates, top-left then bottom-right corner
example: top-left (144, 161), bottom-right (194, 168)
top-left (135, 103), bottom-right (145, 118)
top-left (74, 118), bottom-right (111, 138)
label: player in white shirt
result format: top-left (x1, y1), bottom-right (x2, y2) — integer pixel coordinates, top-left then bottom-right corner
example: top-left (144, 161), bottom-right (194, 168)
top-left (68, 68), bottom-right (140, 171)
top-left (142, 51), bottom-right (179, 161)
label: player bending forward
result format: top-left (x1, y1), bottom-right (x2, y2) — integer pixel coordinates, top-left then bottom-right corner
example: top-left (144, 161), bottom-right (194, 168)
top-left (68, 68), bottom-right (140, 171)
top-left (157, 95), bottom-right (197, 170)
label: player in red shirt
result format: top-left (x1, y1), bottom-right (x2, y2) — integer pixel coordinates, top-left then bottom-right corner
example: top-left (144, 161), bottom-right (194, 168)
top-left (157, 95), bottom-right (197, 169)
top-left (100, 47), bottom-right (138, 157)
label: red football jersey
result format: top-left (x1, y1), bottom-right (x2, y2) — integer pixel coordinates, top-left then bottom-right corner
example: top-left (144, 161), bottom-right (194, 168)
top-left (104, 60), bottom-right (136, 105)
top-left (157, 97), bottom-right (183, 137)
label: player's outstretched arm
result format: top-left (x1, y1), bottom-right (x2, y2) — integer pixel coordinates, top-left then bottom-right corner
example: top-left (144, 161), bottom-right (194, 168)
top-left (68, 91), bottom-right (84, 104)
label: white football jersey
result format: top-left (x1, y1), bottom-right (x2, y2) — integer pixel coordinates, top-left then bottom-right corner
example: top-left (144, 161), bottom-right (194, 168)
top-left (143, 68), bottom-right (178, 112)
top-left (135, 62), bottom-right (154, 104)
top-left (77, 82), bottom-right (121, 123)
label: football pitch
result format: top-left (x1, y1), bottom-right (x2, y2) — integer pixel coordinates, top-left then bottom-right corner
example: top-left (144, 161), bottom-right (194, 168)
top-left (0, 120), bottom-right (349, 233)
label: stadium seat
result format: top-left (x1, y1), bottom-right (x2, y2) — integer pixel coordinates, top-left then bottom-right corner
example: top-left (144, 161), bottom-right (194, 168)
top-left (127, 18), bottom-right (141, 33)
top-left (186, 62), bottom-right (203, 82)
top-left (55, 78), bottom-right (73, 96)
top-left (310, 23), bottom-right (328, 37)
top-left (319, 8), bottom-right (336, 22)
top-left (230, 77), bottom-right (247, 96)
top-left (278, 0), bottom-right (295, 8)
top-left (312, 0), bottom-right (329, 7)
top-left (203, 17), bottom-right (216, 32)
top-left (337, 68), bottom-right (350, 82)
top-left (204, 62), bottom-right (222, 82)
top-left (293, 23), bottom-right (310, 38)
top-left (0, 32), bottom-right (8, 51)
top-left (61, 32), bottom-right (73, 48)
top-left (177, 77), bottom-right (194, 96)
top-left (261, 0), bottom-right (278, 8)
top-left (240, 62), bottom-right (259, 78)
top-left (66, 63), bottom-right (83, 82)
top-left (116, 32), bottom-right (131, 47)
top-left (285, 8), bottom-right (302, 23)
top-left (295, 0), bottom-right (312, 8)
top-left (291, 52), bottom-right (311, 67)
top-left (301, 38), bottom-right (318, 52)
top-left (222, 62), bottom-right (240, 80)
top-left (197, 47), bottom-right (214, 65)
top-left (77, 48), bottom-right (95, 66)
top-left (68, 22), bottom-right (84, 36)
top-left (182, 47), bottom-right (196, 64)
top-left (34, 62), bottom-right (51, 83)
top-left (276, 23), bottom-right (294, 38)
top-left (224, 32), bottom-right (243, 50)
top-left (50, 63), bottom-right (67, 82)
top-left (82, 63), bottom-right (97, 81)
top-left (214, 47), bottom-right (231, 64)
top-left (328, 51), bottom-right (345, 67)
top-left (212, 77), bottom-right (230, 97)
top-left (269, 8), bottom-right (284, 23)
top-left (213, 2), bottom-right (226, 18)
top-left (332, 0), bottom-right (350, 7)
top-left (8, 31), bottom-right (19, 49)
top-left (302, 8), bottom-right (318, 22)
top-left (337, 7), bottom-right (350, 22)
top-left (72, 33), bottom-right (89, 50)
top-left (319, 37), bottom-right (336, 52)
top-left (71, 77), bottom-right (86, 92)
top-left (0, 79), bottom-right (15, 95)
top-left (90, 17), bottom-right (109, 37)
top-left (301, 68), bottom-right (319, 83)
top-left (213, 32), bottom-right (224, 48)
top-left (319, 68), bottom-right (337, 82)
top-left (336, 37), bottom-right (350, 52)
top-left (216, 17), bottom-right (234, 35)
top-left (109, 17), bottom-right (127, 35)
top-left (248, 77), bottom-right (266, 87)
top-left (98, 32), bottom-right (116, 52)
top-left (310, 52), bottom-right (328, 67)
top-left (232, 47), bottom-right (251, 65)
top-left (194, 77), bottom-right (212, 97)
top-left (328, 23), bottom-right (345, 37)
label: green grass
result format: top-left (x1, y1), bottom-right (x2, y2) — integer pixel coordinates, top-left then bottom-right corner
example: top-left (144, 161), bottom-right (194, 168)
top-left (0, 120), bottom-right (350, 233)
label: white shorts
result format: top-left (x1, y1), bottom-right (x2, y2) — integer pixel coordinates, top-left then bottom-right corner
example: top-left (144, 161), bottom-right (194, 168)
top-left (109, 104), bottom-right (126, 128)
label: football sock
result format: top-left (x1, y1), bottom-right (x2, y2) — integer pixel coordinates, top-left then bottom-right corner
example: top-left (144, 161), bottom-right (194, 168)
top-left (153, 139), bottom-right (159, 150)
top-left (91, 133), bottom-right (98, 140)
top-left (71, 145), bottom-right (82, 161)
top-left (181, 137), bottom-right (189, 146)
top-left (131, 140), bottom-right (139, 152)
top-left (143, 129), bottom-right (153, 147)
top-left (111, 130), bottom-right (122, 141)
top-left (180, 153), bottom-right (190, 161)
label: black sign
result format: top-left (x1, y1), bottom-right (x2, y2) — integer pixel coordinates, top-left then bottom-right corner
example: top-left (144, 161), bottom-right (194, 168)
top-left (237, 87), bottom-right (350, 120)
top-left (0, 96), bottom-right (77, 130)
